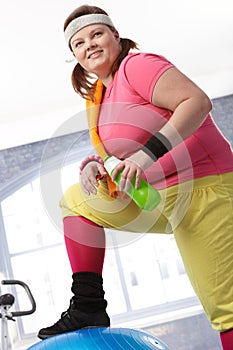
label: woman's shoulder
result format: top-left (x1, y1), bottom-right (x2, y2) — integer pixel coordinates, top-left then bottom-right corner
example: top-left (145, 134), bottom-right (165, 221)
top-left (120, 51), bottom-right (172, 67)
top-left (117, 52), bottom-right (174, 91)
top-left (119, 52), bottom-right (174, 79)
top-left (112, 52), bottom-right (174, 102)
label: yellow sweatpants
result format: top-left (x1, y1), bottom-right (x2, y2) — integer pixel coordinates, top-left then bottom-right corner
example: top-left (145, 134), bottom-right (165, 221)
top-left (60, 172), bottom-right (233, 332)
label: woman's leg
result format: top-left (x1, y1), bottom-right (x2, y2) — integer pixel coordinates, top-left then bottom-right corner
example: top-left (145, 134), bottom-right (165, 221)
top-left (64, 216), bottom-right (106, 275)
top-left (38, 178), bottom-right (177, 340)
top-left (174, 174), bottom-right (233, 337)
top-left (59, 180), bottom-right (171, 234)
top-left (220, 329), bottom-right (233, 350)
top-left (38, 216), bottom-right (109, 339)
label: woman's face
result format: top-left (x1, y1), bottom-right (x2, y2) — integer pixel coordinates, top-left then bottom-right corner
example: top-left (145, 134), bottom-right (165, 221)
top-left (70, 24), bottom-right (121, 82)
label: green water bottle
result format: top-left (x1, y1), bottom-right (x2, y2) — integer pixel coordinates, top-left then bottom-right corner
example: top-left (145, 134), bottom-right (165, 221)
top-left (104, 156), bottom-right (161, 211)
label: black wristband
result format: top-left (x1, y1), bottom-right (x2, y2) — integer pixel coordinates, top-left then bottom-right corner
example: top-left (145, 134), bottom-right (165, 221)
top-left (141, 132), bottom-right (172, 161)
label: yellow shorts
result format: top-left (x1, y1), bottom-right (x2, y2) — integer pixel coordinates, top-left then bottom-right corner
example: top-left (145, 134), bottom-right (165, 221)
top-left (60, 172), bottom-right (233, 332)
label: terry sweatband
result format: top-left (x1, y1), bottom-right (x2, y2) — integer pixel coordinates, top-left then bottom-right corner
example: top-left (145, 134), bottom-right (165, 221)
top-left (141, 132), bottom-right (172, 161)
top-left (64, 14), bottom-right (115, 44)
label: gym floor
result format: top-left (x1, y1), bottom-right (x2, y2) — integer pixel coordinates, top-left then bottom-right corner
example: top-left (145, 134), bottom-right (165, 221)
top-left (145, 312), bottom-right (222, 350)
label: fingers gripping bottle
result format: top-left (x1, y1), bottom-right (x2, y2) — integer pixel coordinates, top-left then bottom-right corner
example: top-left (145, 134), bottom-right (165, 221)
top-left (104, 156), bottom-right (161, 211)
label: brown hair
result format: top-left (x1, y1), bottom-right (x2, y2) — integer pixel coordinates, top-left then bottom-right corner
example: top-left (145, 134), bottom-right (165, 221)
top-left (64, 5), bottom-right (138, 101)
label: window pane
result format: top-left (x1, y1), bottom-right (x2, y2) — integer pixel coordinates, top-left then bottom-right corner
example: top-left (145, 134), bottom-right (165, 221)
top-left (2, 180), bottom-right (63, 255)
top-left (118, 235), bottom-right (195, 310)
top-left (103, 247), bottom-right (127, 315)
top-left (10, 246), bottom-right (71, 334)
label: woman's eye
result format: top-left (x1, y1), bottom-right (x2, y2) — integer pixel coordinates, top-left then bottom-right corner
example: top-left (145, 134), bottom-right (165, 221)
top-left (94, 32), bottom-right (102, 37)
top-left (75, 41), bottom-right (83, 48)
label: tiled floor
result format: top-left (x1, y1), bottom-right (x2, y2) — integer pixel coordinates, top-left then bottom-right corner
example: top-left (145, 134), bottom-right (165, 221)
top-left (144, 312), bottom-right (222, 350)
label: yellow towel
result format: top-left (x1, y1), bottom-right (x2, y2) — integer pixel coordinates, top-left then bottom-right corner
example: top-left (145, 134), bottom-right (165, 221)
top-left (86, 79), bottom-right (118, 197)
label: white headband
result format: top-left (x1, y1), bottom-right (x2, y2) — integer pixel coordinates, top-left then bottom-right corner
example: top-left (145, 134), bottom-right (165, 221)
top-left (64, 14), bottom-right (115, 45)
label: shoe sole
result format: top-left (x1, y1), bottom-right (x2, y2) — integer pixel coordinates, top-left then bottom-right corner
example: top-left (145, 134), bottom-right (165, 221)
top-left (38, 324), bottom-right (110, 340)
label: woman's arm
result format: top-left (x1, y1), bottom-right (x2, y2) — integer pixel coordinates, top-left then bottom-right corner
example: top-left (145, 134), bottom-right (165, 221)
top-left (151, 67), bottom-right (212, 146)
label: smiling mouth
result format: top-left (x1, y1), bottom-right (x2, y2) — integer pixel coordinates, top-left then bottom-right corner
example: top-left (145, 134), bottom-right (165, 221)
top-left (88, 50), bottom-right (103, 59)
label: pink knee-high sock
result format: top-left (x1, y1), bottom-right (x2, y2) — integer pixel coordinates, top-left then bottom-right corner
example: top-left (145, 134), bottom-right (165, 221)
top-left (220, 329), bottom-right (233, 350)
top-left (63, 216), bottom-right (106, 275)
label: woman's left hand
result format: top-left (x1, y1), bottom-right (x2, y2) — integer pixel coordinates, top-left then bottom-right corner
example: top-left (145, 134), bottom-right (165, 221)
top-left (111, 150), bottom-right (153, 191)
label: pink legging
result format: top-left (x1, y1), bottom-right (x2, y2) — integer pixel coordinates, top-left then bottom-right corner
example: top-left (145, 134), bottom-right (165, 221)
top-left (220, 329), bottom-right (233, 350)
top-left (63, 216), bottom-right (106, 275)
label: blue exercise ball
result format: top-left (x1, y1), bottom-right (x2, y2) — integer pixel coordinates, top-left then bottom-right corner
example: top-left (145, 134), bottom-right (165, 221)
top-left (28, 327), bottom-right (171, 349)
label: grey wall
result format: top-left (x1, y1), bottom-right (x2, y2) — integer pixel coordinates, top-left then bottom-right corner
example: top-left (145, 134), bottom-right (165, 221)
top-left (211, 94), bottom-right (233, 143)
top-left (0, 129), bottom-right (90, 200)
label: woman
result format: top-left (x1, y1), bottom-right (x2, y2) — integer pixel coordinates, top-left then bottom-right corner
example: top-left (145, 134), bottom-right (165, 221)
top-left (38, 5), bottom-right (233, 349)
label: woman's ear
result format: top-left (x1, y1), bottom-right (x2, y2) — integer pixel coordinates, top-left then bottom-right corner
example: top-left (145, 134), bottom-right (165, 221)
top-left (113, 30), bottom-right (120, 42)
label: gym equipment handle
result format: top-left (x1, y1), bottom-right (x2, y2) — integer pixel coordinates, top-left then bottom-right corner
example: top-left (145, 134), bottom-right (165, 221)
top-left (1, 280), bottom-right (36, 317)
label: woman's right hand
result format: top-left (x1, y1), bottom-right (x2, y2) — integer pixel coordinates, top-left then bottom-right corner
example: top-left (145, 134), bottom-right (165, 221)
top-left (80, 161), bottom-right (107, 195)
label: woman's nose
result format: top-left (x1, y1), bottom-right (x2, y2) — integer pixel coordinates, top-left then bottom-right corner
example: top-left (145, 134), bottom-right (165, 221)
top-left (86, 39), bottom-right (97, 50)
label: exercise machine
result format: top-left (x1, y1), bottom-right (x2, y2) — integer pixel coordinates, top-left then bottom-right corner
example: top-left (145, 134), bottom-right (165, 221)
top-left (0, 280), bottom-right (36, 350)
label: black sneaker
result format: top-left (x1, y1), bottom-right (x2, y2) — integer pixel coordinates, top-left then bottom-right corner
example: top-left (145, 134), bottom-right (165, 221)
top-left (37, 300), bottom-right (110, 339)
